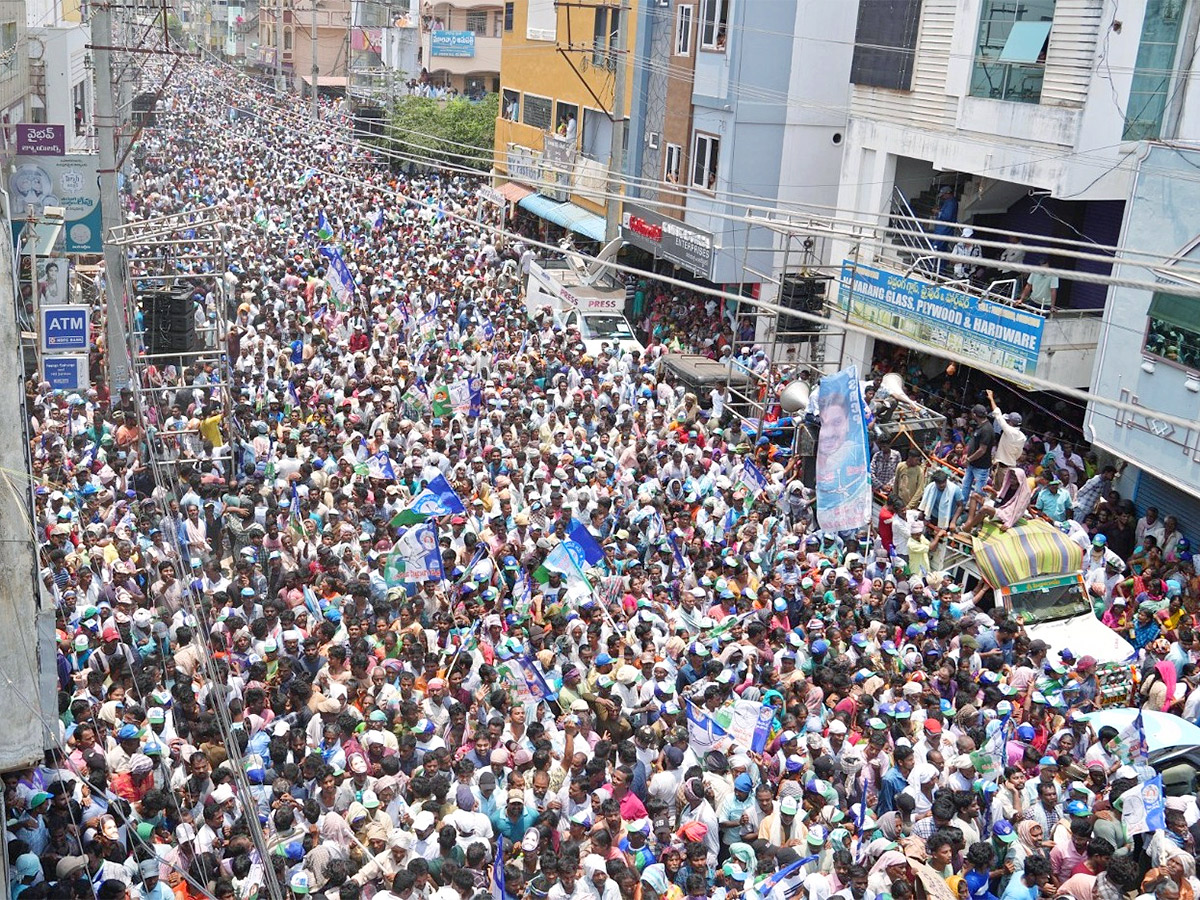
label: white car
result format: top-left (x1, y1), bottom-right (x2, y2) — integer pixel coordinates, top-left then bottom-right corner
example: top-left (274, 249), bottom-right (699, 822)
top-left (562, 309), bottom-right (644, 358)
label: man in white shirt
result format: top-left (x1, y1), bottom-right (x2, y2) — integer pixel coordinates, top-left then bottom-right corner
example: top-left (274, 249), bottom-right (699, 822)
top-left (986, 390), bottom-right (1026, 469)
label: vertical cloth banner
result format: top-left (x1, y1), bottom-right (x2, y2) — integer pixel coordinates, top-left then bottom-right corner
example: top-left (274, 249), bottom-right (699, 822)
top-left (517, 654), bottom-right (559, 703)
top-left (815, 365), bottom-right (872, 532)
top-left (492, 835), bottom-right (505, 900)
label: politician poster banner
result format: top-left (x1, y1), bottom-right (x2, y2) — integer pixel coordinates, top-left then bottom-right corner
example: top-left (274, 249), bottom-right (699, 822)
top-left (9, 154), bottom-right (102, 253)
top-left (815, 365), bottom-right (872, 533)
top-left (839, 260), bottom-right (1044, 377)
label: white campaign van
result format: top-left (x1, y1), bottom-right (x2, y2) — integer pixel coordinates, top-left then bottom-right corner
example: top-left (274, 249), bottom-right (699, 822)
top-left (524, 257), bottom-right (644, 357)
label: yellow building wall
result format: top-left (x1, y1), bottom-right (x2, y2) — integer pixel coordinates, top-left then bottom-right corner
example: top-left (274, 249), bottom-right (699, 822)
top-left (494, 0), bottom-right (637, 216)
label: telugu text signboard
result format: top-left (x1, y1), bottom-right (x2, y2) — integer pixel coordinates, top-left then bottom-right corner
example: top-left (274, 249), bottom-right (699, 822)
top-left (430, 30), bottom-right (475, 57)
top-left (16, 124), bottom-right (65, 156)
top-left (9, 155), bottom-right (102, 254)
top-left (838, 260), bottom-right (1045, 376)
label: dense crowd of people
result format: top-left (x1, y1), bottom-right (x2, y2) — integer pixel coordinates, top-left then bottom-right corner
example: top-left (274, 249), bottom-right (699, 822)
top-left (8, 61), bottom-right (1200, 900)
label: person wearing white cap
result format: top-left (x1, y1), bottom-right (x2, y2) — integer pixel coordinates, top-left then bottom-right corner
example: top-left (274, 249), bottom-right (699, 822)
top-left (161, 822), bottom-right (198, 883)
top-left (289, 869), bottom-right (314, 897)
top-left (758, 793), bottom-right (807, 847)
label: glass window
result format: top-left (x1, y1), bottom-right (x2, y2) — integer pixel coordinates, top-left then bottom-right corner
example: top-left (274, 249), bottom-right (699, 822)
top-left (283, 27), bottom-right (292, 49)
top-left (504, 1), bottom-right (513, 31)
top-left (581, 108), bottom-right (611, 161)
top-left (1145, 292), bottom-right (1200, 369)
top-left (592, 7), bottom-right (619, 67)
top-left (850, 0), bottom-right (922, 91)
top-left (523, 95), bottom-right (552, 131)
top-left (691, 133), bottom-right (719, 190)
top-left (969, 0), bottom-right (1056, 104)
top-left (465, 10), bottom-right (488, 34)
top-left (664, 143), bottom-right (683, 184)
top-left (73, 81), bottom-right (86, 136)
top-left (699, 0), bottom-right (729, 51)
top-left (675, 5), bottom-right (694, 56)
top-left (1124, 0), bottom-right (1184, 141)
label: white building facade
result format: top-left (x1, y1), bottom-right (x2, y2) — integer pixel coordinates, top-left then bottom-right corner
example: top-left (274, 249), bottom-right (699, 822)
top-left (1087, 145), bottom-right (1200, 532)
top-left (829, 0), bottom-right (1198, 388)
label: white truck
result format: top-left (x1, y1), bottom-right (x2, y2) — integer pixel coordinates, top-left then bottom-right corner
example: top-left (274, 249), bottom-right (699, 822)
top-left (962, 521), bottom-right (1136, 708)
top-left (524, 257), bottom-right (644, 358)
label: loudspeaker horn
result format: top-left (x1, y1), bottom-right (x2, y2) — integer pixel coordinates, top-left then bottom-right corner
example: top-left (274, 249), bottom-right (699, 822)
top-left (780, 380), bottom-right (811, 415)
top-left (879, 372), bottom-right (921, 410)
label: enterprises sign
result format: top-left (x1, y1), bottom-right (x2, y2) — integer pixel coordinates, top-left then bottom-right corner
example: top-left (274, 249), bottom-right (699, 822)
top-left (620, 204), bottom-right (715, 282)
top-left (838, 260), bottom-right (1045, 376)
top-left (431, 30), bottom-right (475, 57)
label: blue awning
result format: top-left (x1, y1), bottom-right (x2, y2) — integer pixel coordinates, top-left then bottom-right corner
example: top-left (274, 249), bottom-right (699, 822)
top-left (517, 193), bottom-right (607, 242)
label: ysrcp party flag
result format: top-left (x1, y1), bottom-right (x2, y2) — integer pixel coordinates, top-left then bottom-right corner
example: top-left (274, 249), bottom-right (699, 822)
top-left (366, 451), bottom-right (397, 481)
top-left (566, 520), bottom-right (606, 566)
top-left (533, 540), bottom-right (588, 585)
top-left (317, 210), bottom-right (334, 241)
top-left (1120, 775), bottom-right (1165, 836)
top-left (739, 460), bottom-right (769, 498)
top-left (385, 523), bottom-right (444, 592)
top-left (390, 474), bottom-right (465, 526)
top-left (318, 246), bottom-right (354, 310)
top-left (815, 365), bottom-right (872, 533)
top-left (685, 699), bottom-right (727, 753)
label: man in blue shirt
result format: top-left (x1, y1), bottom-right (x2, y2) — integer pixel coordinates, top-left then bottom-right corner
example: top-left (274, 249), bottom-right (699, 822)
top-left (491, 789), bottom-right (538, 843)
top-left (877, 745), bottom-right (915, 814)
top-left (999, 854), bottom-right (1051, 900)
top-left (1035, 479), bottom-right (1073, 523)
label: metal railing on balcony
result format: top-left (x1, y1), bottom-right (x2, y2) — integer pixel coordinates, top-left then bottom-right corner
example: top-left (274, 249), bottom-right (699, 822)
top-left (888, 185), bottom-right (937, 275)
top-left (884, 186), bottom-right (1102, 318)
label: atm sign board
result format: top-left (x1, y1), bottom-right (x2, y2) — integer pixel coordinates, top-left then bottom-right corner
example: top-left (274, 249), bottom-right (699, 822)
top-left (40, 305), bottom-right (89, 354)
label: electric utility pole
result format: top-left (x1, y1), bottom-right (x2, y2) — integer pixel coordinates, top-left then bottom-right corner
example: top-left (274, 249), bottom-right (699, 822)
top-left (90, 1), bottom-right (133, 391)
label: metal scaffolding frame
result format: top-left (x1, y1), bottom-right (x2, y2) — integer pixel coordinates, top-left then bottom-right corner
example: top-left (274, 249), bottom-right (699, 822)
top-left (118, 206), bottom-right (235, 469)
top-left (724, 212), bottom-right (868, 439)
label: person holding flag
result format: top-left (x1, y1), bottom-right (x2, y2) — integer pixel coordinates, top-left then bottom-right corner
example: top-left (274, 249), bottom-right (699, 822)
top-left (40, 55), bottom-right (1198, 900)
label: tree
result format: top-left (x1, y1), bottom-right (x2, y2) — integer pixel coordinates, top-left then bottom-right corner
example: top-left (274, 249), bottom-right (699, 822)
top-left (378, 94), bottom-right (498, 173)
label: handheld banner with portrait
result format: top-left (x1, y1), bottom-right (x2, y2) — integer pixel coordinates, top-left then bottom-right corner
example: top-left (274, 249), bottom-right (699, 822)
top-left (815, 365), bottom-right (872, 533)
